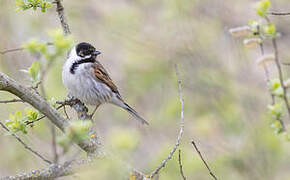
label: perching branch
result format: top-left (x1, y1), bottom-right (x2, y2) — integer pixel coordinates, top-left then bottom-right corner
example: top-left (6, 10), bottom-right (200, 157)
top-left (150, 65), bottom-right (184, 178)
top-left (178, 149), bottom-right (187, 180)
top-left (0, 72), bottom-right (99, 153)
top-left (53, 0), bottom-right (91, 120)
top-left (191, 140), bottom-right (218, 180)
top-left (1, 0), bottom-right (97, 179)
top-left (0, 122), bottom-right (52, 164)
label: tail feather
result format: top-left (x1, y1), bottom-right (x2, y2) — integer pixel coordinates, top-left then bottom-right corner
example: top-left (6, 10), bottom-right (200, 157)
top-left (123, 103), bottom-right (149, 125)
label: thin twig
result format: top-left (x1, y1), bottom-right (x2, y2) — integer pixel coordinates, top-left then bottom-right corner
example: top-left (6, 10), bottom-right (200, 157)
top-left (25, 104), bottom-right (64, 126)
top-left (51, 125), bottom-right (58, 163)
top-left (269, 12), bottom-right (290, 16)
top-left (38, 52), bottom-right (60, 163)
top-left (258, 25), bottom-right (285, 130)
top-left (0, 99), bottom-right (24, 103)
top-left (191, 140), bottom-right (218, 180)
top-left (0, 42), bottom-right (53, 55)
top-left (0, 122), bottom-right (52, 164)
top-left (0, 47), bottom-right (24, 55)
top-left (272, 38), bottom-right (290, 121)
top-left (150, 65), bottom-right (184, 178)
top-left (178, 149), bottom-right (186, 180)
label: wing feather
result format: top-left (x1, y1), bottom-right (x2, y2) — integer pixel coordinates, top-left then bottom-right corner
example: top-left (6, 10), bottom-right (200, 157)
top-left (93, 61), bottom-right (120, 95)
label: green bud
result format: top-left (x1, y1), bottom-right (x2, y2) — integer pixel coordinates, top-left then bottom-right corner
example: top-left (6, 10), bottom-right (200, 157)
top-left (268, 103), bottom-right (282, 120)
top-left (28, 61), bottom-right (40, 82)
top-left (256, 0), bottom-right (271, 17)
top-left (264, 24), bottom-right (276, 36)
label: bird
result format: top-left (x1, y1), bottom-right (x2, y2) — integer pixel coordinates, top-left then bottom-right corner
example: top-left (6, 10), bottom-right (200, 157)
top-left (62, 42), bottom-right (149, 125)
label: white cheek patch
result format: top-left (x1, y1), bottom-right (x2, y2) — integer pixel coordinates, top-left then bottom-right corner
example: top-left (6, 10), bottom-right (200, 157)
top-left (83, 55), bottom-right (92, 59)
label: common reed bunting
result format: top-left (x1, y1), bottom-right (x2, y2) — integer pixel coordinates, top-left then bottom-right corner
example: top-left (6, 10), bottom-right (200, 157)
top-left (62, 42), bottom-right (148, 125)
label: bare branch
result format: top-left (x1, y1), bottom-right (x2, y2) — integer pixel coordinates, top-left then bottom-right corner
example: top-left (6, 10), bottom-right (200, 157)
top-left (0, 72), bottom-right (99, 153)
top-left (191, 140), bottom-right (218, 180)
top-left (150, 65), bottom-right (184, 178)
top-left (0, 99), bottom-right (24, 103)
top-left (178, 149), bottom-right (186, 180)
top-left (55, 0), bottom-right (71, 35)
top-left (1, 158), bottom-right (85, 180)
top-left (50, 125), bottom-right (58, 163)
top-left (0, 122), bottom-right (52, 164)
top-left (0, 42), bottom-right (53, 55)
top-left (0, 47), bottom-right (24, 55)
top-left (269, 12), bottom-right (290, 16)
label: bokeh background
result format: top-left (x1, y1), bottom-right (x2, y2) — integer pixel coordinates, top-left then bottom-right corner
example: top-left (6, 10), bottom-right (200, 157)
top-left (1, 0), bottom-right (290, 179)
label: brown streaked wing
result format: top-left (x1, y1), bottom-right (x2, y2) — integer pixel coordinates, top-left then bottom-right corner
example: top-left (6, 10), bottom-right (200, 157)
top-left (93, 61), bottom-right (120, 94)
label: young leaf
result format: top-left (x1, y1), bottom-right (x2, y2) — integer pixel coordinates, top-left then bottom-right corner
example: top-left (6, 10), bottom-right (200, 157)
top-left (256, 0), bottom-right (271, 17)
top-left (28, 61), bottom-right (40, 82)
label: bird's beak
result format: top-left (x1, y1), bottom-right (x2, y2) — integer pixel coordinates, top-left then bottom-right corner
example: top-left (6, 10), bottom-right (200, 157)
top-left (93, 50), bottom-right (101, 56)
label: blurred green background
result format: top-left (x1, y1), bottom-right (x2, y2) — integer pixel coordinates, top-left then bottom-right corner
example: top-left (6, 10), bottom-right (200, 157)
top-left (1, 0), bottom-right (290, 179)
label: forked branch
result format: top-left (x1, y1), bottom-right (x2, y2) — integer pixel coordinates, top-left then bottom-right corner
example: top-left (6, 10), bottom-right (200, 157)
top-left (150, 65), bottom-right (185, 178)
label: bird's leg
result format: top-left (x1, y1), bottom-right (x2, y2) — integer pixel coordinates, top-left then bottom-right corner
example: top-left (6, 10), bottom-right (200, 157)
top-left (88, 104), bottom-right (100, 120)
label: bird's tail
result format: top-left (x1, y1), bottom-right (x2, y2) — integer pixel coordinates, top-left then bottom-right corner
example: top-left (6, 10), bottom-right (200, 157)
top-left (123, 102), bottom-right (149, 125)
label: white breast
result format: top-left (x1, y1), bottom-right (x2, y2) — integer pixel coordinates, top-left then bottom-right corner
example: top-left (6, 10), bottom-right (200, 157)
top-left (62, 49), bottom-right (113, 105)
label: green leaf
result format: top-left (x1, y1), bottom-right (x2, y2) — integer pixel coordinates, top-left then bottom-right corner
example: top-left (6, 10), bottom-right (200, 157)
top-left (256, 0), bottom-right (271, 17)
top-left (264, 23), bottom-right (276, 36)
top-left (25, 109), bottom-right (39, 121)
top-left (268, 103), bottom-right (282, 120)
top-left (6, 111), bottom-right (28, 134)
top-left (270, 120), bottom-right (283, 135)
top-left (268, 78), bottom-right (283, 97)
top-left (28, 61), bottom-right (40, 82)
top-left (22, 40), bottom-right (40, 53)
top-left (16, 0), bottom-right (52, 12)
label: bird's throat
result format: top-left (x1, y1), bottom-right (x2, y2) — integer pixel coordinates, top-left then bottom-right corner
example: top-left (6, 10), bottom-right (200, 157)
top-left (70, 57), bottom-right (95, 74)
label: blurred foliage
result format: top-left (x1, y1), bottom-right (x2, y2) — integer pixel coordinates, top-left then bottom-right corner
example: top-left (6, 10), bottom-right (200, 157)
top-left (57, 120), bottom-right (92, 152)
top-left (16, 0), bottom-right (52, 13)
top-left (22, 29), bottom-right (73, 60)
top-left (20, 61), bottom-right (40, 83)
top-left (256, 0), bottom-right (271, 17)
top-left (2, 0), bottom-right (290, 179)
top-left (5, 109), bottom-right (39, 134)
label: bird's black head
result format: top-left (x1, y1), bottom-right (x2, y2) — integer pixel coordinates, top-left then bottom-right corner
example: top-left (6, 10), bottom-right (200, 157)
top-left (76, 42), bottom-right (101, 58)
